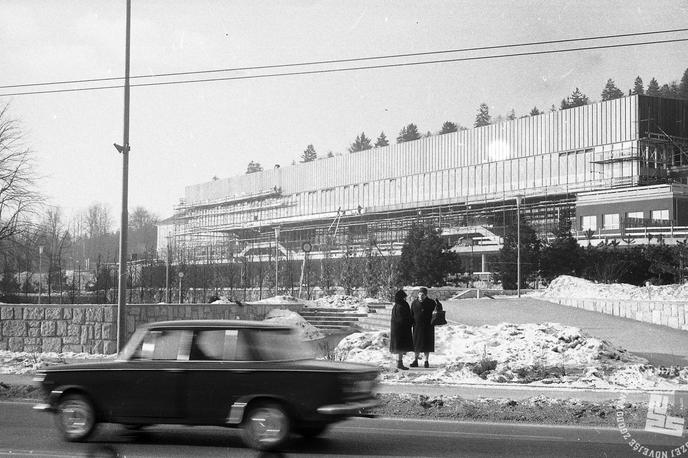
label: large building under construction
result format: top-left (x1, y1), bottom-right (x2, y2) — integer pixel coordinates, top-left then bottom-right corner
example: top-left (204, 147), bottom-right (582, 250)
top-left (159, 94), bottom-right (688, 276)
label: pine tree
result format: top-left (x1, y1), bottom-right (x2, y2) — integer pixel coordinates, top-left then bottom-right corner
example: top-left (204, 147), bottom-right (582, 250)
top-left (647, 78), bottom-right (660, 96)
top-left (632, 76), bottom-right (644, 95)
top-left (246, 161), bottom-right (263, 174)
top-left (348, 132), bottom-right (373, 153)
top-left (397, 222), bottom-right (461, 286)
top-left (474, 103), bottom-right (491, 127)
top-left (659, 83), bottom-right (679, 98)
top-left (374, 131), bottom-right (389, 147)
top-left (680, 68), bottom-right (688, 100)
top-left (529, 107), bottom-right (542, 116)
top-left (506, 109), bottom-right (516, 121)
top-left (396, 123), bottom-right (421, 143)
top-left (300, 144), bottom-right (317, 162)
top-left (561, 88), bottom-right (589, 109)
top-left (439, 121), bottom-right (458, 134)
top-left (601, 79), bottom-right (624, 101)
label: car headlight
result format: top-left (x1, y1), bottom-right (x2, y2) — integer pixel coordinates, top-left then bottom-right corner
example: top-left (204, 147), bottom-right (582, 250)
top-left (32, 372), bottom-right (47, 383)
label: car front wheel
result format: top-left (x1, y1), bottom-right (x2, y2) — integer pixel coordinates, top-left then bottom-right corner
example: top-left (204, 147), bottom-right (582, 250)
top-left (240, 402), bottom-right (291, 451)
top-left (55, 393), bottom-right (97, 442)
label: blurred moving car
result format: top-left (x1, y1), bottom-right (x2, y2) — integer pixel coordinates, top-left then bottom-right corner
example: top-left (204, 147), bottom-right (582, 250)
top-left (33, 320), bottom-right (379, 451)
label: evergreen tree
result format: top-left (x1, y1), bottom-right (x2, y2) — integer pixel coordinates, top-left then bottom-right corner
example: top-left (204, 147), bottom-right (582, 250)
top-left (647, 78), bottom-right (660, 96)
top-left (539, 212), bottom-right (584, 282)
top-left (601, 78), bottom-right (624, 101)
top-left (550, 104), bottom-right (558, 112)
top-left (506, 109), bottom-right (516, 121)
top-left (300, 144), bottom-right (317, 162)
top-left (348, 132), bottom-right (373, 153)
top-left (474, 103), bottom-right (491, 127)
top-left (632, 76), bottom-right (644, 95)
top-left (680, 68), bottom-right (688, 100)
top-left (529, 107), bottom-right (542, 116)
top-left (374, 131), bottom-right (389, 147)
top-left (246, 161), bottom-right (263, 174)
top-left (396, 123), bottom-right (421, 143)
top-left (397, 222), bottom-right (461, 286)
top-left (439, 121), bottom-right (458, 134)
top-left (424, 130), bottom-right (433, 138)
top-left (560, 88), bottom-right (589, 109)
top-left (494, 218), bottom-right (541, 290)
top-left (659, 81), bottom-right (680, 98)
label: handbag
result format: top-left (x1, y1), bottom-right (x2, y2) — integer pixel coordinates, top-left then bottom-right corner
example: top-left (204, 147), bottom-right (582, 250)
top-left (431, 299), bottom-right (447, 326)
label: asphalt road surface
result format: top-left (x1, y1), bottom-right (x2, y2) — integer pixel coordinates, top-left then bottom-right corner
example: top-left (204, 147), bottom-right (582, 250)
top-left (2, 400), bottom-right (684, 457)
top-left (443, 297), bottom-right (688, 367)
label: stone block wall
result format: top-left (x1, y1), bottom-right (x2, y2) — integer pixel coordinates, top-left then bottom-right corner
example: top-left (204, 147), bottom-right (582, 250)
top-left (0, 302), bottom-right (304, 355)
top-left (545, 297), bottom-right (688, 331)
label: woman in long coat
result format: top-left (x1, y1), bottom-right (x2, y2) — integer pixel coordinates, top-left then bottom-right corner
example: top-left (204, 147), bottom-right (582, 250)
top-left (410, 287), bottom-right (435, 368)
top-left (389, 289), bottom-right (414, 370)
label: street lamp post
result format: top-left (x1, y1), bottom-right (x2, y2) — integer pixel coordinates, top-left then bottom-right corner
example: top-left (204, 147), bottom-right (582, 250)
top-left (515, 195), bottom-right (523, 298)
top-left (178, 271), bottom-right (184, 304)
top-left (38, 245), bottom-right (44, 304)
top-left (274, 227), bottom-right (280, 296)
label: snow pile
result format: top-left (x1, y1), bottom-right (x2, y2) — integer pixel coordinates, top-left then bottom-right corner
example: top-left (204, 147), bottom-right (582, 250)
top-left (307, 294), bottom-right (369, 313)
top-left (0, 351), bottom-right (115, 375)
top-left (536, 275), bottom-right (688, 301)
top-left (263, 309), bottom-right (324, 341)
top-left (332, 323), bottom-right (685, 389)
top-left (210, 296), bottom-right (234, 304)
top-left (250, 295), bottom-right (302, 304)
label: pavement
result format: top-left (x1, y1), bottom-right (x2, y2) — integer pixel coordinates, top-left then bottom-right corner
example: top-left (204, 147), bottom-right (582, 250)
top-left (3, 296), bottom-right (687, 403)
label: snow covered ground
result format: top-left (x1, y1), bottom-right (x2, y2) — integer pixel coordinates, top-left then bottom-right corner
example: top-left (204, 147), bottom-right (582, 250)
top-left (3, 281), bottom-right (688, 391)
top-left (532, 275), bottom-right (688, 301)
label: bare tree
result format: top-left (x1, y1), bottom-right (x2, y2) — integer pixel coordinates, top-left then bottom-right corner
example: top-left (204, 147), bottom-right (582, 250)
top-left (0, 104), bottom-right (41, 241)
top-left (85, 203), bottom-right (112, 238)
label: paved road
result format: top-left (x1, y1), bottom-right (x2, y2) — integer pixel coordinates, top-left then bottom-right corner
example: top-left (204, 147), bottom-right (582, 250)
top-left (442, 297), bottom-right (688, 367)
top-left (2, 400), bottom-right (683, 457)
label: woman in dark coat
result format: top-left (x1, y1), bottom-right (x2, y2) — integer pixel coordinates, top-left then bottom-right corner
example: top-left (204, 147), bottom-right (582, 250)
top-left (389, 289), bottom-right (414, 370)
top-left (410, 287), bottom-right (435, 368)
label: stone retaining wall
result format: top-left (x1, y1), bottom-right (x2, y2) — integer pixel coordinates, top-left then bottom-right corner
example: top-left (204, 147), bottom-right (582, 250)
top-left (544, 297), bottom-right (688, 331)
top-left (0, 302), bottom-right (304, 355)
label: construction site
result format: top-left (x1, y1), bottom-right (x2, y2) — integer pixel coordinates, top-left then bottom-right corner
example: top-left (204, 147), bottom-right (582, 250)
top-left (157, 94), bottom-right (688, 293)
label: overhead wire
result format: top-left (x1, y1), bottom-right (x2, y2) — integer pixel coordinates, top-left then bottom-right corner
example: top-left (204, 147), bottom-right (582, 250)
top-left (2, 33), bottom-right (688, 98)
top-left (2, 27), bottom-right (688, 91)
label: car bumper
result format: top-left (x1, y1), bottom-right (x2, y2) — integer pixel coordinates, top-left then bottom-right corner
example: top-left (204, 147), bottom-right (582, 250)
top-left (316, 398), bottom-right (379, 416)
top-left (33, 403), bottom-right (56, 413)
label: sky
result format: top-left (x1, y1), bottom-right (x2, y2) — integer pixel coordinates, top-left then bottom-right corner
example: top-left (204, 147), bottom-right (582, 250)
top-left (1, 0), bottom-right (688, 226)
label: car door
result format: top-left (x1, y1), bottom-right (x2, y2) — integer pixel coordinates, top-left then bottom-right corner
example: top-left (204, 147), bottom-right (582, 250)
top-left (108, 328), bottom-right (187, 420)
top-left (183, 328), bottom-right (258, 423)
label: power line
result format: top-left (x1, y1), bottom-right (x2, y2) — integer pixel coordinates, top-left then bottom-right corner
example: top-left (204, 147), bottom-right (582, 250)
top-left (2, 36), bottom-right (688, 98)
top-left (2, 27), bottom-right (687, 91)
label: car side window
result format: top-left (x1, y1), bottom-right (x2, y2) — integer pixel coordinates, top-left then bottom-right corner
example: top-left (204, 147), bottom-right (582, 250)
top-left (222, 329), bottom-right (255, 361)
top-left (190, 330), bottom-right (225, 361)
top-left (139, 330), bottom-right (185, 360)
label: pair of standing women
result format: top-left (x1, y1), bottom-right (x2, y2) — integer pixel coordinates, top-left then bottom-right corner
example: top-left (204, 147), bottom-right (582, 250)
top-left (389, 287), bottom-right (435, 370)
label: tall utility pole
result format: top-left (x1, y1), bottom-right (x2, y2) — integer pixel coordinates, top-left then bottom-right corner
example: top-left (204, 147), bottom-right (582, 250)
top-left (116, 0), bottom-right (132, 351)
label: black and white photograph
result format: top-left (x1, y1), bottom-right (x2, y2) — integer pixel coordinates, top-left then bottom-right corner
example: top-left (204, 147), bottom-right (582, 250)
top-left (2, 1), bottom-right (688, 456)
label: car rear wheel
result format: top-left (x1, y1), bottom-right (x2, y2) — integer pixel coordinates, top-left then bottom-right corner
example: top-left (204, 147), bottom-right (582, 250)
top-left (55, 393), bottom-right (96, 442)
top-left (240, 402), bottom-right (291, 451)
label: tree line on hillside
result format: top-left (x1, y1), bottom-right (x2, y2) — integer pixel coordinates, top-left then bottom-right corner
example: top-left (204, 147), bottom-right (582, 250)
top-left (244, 68), bottom-right (688, 173)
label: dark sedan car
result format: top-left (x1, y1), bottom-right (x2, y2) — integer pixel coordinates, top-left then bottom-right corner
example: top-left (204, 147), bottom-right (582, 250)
top-left (33, 319), bottom-right (379, 451)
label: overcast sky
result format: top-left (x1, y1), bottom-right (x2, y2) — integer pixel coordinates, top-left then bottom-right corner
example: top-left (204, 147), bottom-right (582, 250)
top-left (2, 1), bottom-right (687, 225)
